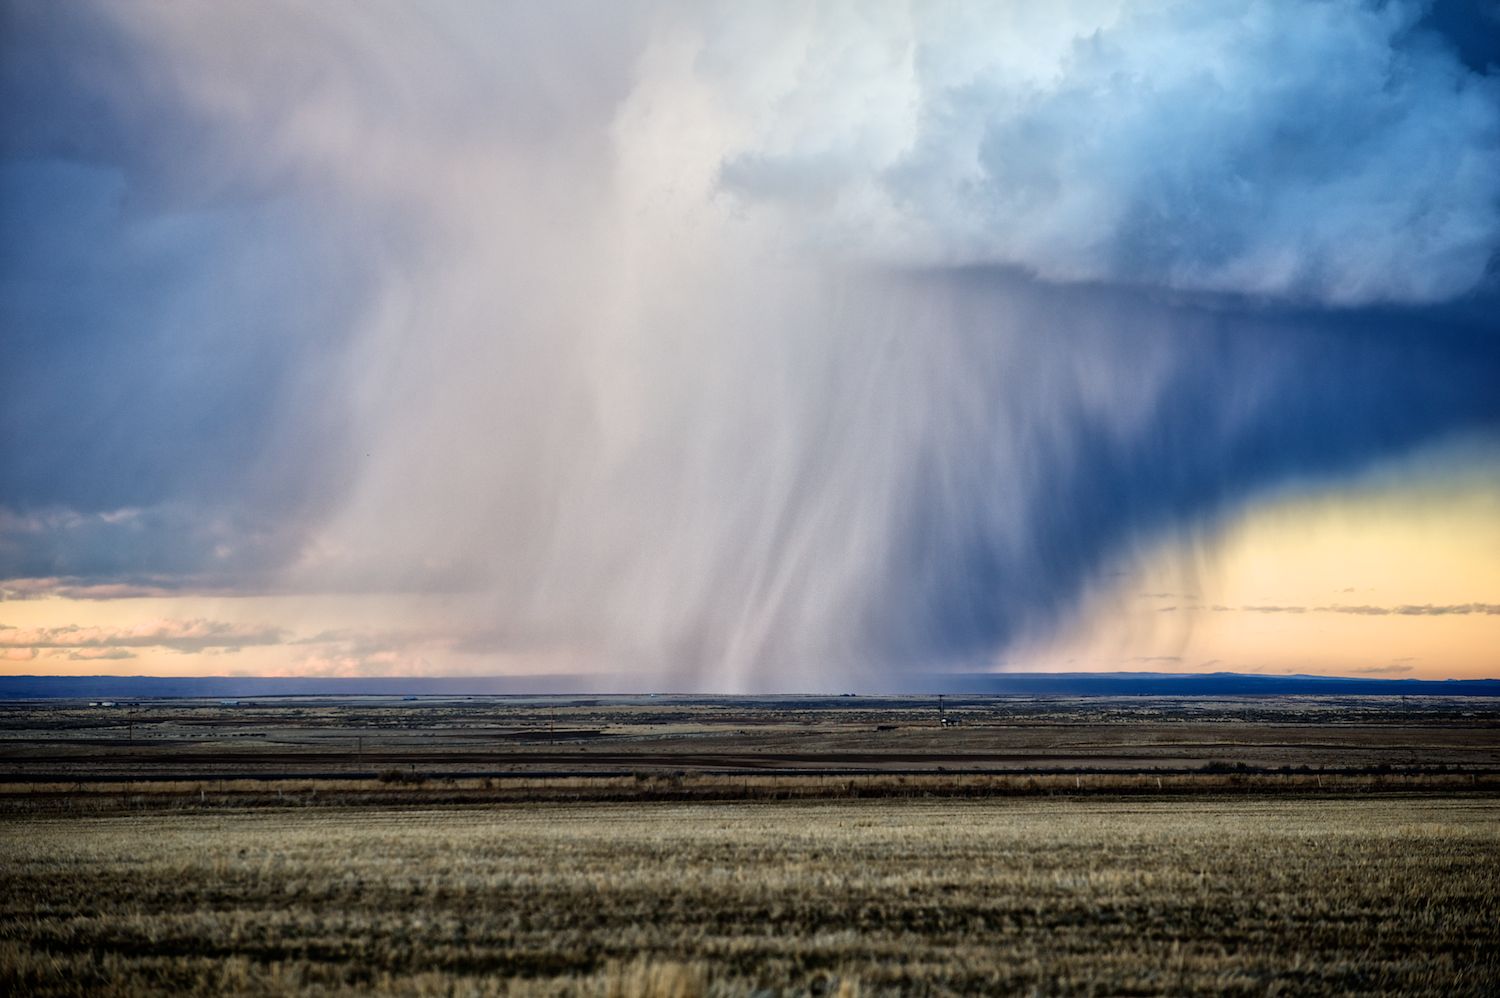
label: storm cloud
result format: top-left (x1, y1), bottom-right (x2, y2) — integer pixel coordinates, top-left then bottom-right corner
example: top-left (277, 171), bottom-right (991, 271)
top-left (2, 2), bottom-right (1498, 689)
top-left (712, 1), bottom-right (1500, 303)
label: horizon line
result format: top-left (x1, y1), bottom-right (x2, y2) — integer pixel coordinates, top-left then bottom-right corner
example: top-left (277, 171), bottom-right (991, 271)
top-left (4, 671), bottom-right (1497, 699)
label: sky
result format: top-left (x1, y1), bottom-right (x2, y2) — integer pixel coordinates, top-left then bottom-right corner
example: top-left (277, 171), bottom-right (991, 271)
top-left (2, 0), bottom-right (1498, 691)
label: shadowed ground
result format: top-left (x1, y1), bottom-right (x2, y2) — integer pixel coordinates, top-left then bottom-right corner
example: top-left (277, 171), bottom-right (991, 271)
top-left (2, 696), bottom-right (1496, 787)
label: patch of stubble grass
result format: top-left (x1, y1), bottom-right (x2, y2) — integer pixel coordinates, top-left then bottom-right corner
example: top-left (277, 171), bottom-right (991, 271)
top-left (2, 796), bottom-right (1497, 995)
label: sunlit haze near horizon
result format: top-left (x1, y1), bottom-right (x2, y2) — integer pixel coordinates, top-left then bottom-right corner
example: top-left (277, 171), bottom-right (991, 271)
top-left (3, 1), bottom-right (1498, 690)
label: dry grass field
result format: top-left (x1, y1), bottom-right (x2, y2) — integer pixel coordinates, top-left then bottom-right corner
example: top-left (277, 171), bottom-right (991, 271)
top-left (3, 795), bottom-right (1498, 996)
top-left (2, 697), bottom-right (1496, 994)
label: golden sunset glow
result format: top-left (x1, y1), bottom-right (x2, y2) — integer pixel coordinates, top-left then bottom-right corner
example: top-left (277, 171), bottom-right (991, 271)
top-left (1025, 442), bottom-right (1500, 678)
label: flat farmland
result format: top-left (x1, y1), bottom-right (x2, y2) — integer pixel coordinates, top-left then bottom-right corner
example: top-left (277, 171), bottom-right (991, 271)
top-left (2, 697), bottom-right (1497, 995)
top-left (3, 796), bottom-right (1498, 995)
top-left (2, 696), bottom-right (1496, 789)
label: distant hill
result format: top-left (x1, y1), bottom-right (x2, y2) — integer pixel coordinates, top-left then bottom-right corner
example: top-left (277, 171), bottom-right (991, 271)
top-left (931, 671), bottom-right (1500, 697)
top-left (1, 672), bottom-right (1496, 699)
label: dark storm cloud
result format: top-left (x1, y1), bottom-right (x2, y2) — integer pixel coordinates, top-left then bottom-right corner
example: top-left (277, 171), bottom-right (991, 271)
top-left (854, 272), bottom-right (1500, 668)
top-left (0, 3), bottom-right (368, 584)
top-left (1, 2), bottom-right (1498, 688)
top-left (0, 1), bottom-right (649, 592)
top-left (1423, 0), bottom-right (1500, 73)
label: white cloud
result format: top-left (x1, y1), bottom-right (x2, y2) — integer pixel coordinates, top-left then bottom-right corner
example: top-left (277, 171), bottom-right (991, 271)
top-left (695, 0), bottom-right (1500, 304)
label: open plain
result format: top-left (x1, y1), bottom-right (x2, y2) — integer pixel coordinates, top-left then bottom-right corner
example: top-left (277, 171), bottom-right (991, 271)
top-left (2, 696), bottom-right (1498, 995)
top-left (2, 694), bottom-right (1497, 799)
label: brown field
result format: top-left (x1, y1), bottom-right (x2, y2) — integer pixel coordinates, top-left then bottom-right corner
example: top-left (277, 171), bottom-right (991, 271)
top-left (2, 695), bottom-right (1496, 786)
top-left (2, 696), bottom-right (1497, 994)
top-left (3, 796), bottom-right (1498, 996)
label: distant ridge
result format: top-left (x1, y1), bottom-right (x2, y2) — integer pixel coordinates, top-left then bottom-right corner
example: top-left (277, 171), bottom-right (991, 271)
top-left (1, 672), bottom-right (1497, 699)
top-left (932, 671), bottom-right (1500, 697)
